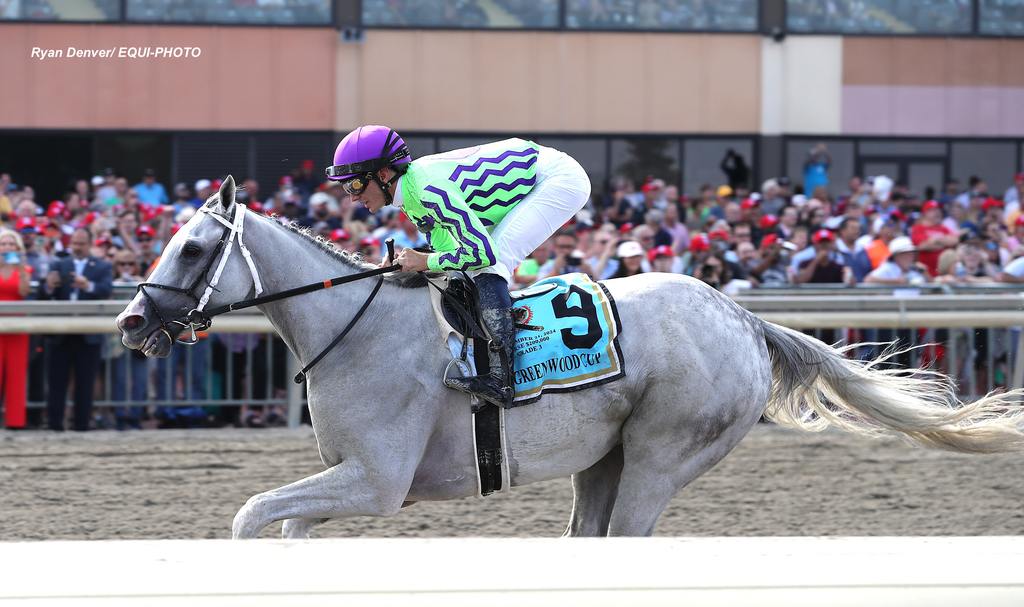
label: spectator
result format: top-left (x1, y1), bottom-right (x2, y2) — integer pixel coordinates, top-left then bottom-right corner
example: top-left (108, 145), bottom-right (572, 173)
top-left (297, 192), bottom-right (341, 231)
top-left (694, 252), bottom-right (752, 296)
top-left (910, 200), bottom-right (958, 277)
top-left (1007, 216), bottom-right (1024, 257)
top-left (40, 228), bottom-right (113, 431)
top-left (1005, 172), bottom-right (1024, 216)
top-left (647, 245), bottom-right (679, 274)
top-left (0, 228), bottom-right (31, 429)
top-left (795, 229), bottom-right (852, 285)
top-left (95, 168), bottom-right (117, 205)
top-left (661, 203), bottom-right (689, 253)
top-left (109, 249), bottom-right (147, 430)
top-left (329, 227), bottom-right (357, 254)
top-left (0, 173), bottom-right (12, 219)
top-left (864, 237), bottom-right (927, 285)
top-left (513, 240), bottom-right (552, 287)
top-left (644, 209), bottom-right (673, 248)
top-left (133, 168), bottom-right (168, 206)
top-left (610, 240), bottom-right (645, 279)
top-left (680, 233), bottom-right (712, 276)
top-left (750, 234), bottom-right (792, 286)
top-left (720, 148), bottom-right (750, 190)
top-left (803, 143), bottom-right (831, 197)
top-left (939, 241), bottom-right (998, 283)
top-left (538, 228), bottom-right (594, 280)
top-left (191, 179), bottom-right (213, 208)
top-left (835, 217), bottom-right (872, 282)
top-left (864, 214), bottom-right (899, 269)
top-left (998, 253), bottom-right (1024, 283)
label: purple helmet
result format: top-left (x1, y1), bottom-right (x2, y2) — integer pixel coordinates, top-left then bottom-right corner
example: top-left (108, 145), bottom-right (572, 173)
top-left (326, 125), bottom-right (412, 181)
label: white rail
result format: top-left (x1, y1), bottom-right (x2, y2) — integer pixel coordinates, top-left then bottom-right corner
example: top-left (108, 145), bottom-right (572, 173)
top-left (1, 537), bottom-right (1022, 606)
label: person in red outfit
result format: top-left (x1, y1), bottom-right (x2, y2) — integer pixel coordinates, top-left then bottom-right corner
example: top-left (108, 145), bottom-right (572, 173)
top-left (911, 200), bottom-right (959, 277)
top-left (0, 228), bottom-right (31, 429)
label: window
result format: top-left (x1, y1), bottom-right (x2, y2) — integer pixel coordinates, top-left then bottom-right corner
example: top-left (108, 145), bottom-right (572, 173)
top-left (611, 138), bottom-right (681, 191)
top-left (682, 139), bottom-right (751, 196)
top-left (402, 136), bottom-right (439, 161)
top-left (857, 140), bottom-right (947, 156)
top-left (787, 0), bottom-right (971, 34)
top-left (363, 0), bottom-right (559, 28)
top-left (126, 0), bottom-right (331, 25)
top-left (566, 0), bottom-right (757, 31)
top-left (951, 141), bottom-right (1018, 196)
top-left (979, 0), bottom-right (1024, 35)
top-left (2, 0), bottom-right (120, 20)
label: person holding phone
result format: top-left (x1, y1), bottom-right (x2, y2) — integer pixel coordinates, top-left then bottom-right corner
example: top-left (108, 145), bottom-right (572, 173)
top-left (0, 228), bottom-right (31, 430)
top-left (40, 228), bottom-right (113, 431)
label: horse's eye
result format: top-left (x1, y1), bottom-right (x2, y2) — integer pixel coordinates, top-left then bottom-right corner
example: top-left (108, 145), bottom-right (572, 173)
top-left (182, 243), bottom-right (202, 258)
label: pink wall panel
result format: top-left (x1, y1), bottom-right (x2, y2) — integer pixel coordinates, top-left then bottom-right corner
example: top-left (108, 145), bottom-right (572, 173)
top-left (843, 85), bottom-right (1024, 136)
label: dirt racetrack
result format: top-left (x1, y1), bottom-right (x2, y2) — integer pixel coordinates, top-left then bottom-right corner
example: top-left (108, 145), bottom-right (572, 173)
top-left (2, 423), bottom-right (1022, 540)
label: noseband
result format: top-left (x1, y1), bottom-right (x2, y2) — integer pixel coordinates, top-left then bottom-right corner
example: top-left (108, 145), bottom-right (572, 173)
top-left (136, 202), bottom-right (264, 346)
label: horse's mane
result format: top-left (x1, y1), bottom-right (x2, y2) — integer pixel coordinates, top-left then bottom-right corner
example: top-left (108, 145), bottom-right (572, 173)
top-left (277, 220), bottom-right (430, 289)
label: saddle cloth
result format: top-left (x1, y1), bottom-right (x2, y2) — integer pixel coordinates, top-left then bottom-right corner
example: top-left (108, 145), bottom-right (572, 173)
top-left (430, 272), bottom-right (625, 406)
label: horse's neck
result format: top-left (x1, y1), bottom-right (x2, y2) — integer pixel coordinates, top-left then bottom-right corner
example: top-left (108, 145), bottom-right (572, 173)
top-left (245, 217), bottom-right (422, 366)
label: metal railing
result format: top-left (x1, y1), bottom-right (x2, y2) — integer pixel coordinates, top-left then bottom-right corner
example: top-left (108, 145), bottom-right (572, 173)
top-left (2, 288), bottom-right (1023, 428)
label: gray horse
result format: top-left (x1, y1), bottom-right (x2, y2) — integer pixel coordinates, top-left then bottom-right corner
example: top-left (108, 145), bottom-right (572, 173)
top-left (116, 177), bottom-right (1024, 539)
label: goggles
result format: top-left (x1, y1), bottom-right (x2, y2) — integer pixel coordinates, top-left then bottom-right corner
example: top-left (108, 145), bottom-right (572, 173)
top-left (339, 173), bottom-right (373, 197)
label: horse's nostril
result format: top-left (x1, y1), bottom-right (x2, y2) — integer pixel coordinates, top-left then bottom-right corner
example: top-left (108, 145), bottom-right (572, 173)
top-left (120, 315), bottom-right (143, 330)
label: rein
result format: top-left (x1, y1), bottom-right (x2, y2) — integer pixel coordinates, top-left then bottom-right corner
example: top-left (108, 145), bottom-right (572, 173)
top-left (137, 201), bottom-right (399, 382)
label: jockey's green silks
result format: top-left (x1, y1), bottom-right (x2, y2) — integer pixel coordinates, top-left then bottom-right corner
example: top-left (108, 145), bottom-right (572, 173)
top-left (398, 138), bottom-right (540, 272)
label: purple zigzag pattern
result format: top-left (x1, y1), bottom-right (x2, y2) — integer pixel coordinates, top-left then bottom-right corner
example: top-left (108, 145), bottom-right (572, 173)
top-left (456, 157), bottom-right (537, 190)
top-left (422, 185), bottom-right (496, 270)
top-left (464, 175), bottom-right (536, 209)
top-left (469, 190), bottom-right (530, 214)
top-left (448, 147), bottom-right (537, 184)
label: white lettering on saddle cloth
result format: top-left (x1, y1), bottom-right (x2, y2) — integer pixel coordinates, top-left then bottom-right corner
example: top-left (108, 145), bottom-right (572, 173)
top-left (508, 273), bottom-right (624, 404)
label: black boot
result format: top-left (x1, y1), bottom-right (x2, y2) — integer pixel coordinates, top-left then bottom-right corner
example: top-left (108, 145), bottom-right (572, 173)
top-left (445, 273), bottom-right (516, 407)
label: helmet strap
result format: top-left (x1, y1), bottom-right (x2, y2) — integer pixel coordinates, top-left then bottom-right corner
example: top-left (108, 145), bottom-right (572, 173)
top-left (370, 168), bottom-right (403, 206)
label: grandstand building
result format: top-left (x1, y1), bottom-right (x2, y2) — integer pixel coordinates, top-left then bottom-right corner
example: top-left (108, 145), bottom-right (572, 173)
top-left (1, 0), bottom-right (1022, 201)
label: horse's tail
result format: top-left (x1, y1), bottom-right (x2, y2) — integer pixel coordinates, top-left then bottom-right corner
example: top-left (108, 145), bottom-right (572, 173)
top-left (758, 319), bottom-right (1024, 454)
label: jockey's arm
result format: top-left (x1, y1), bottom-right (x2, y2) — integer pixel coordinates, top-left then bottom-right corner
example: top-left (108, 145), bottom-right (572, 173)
top-left (418, 186), bottom-right (498, 273)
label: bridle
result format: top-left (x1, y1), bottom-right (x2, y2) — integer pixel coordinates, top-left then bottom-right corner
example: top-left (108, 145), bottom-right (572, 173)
top-left (136, 201), bottom-right (264, 346)
top-left (135, 200), bottom-right (400, 383)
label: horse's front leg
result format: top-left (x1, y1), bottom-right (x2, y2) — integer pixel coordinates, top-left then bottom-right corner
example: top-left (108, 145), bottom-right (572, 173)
top-left (232, 461), bottom-right (410, 539)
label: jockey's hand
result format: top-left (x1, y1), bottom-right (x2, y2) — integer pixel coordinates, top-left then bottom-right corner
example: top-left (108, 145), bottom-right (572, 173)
top-left (395, 248), bottom-right (429, 272)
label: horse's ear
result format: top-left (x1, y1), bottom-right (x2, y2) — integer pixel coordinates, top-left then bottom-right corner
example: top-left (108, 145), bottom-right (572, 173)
top-left (219, 175), bottom-right (236, 209)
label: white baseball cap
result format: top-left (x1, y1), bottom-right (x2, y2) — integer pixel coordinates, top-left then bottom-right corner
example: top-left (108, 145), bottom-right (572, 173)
top-left (617, 240), bottom-right (645, 258)
top-left (888, 236), bottom-right (917, 257)
top-left (194, 179), bottom-right (212, 192)
top-left (90, 175), bottom-right (104, 187)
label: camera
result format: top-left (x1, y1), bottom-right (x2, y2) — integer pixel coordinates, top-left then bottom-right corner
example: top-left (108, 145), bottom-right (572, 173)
top-left (567, 254), bottom-right (583, 266)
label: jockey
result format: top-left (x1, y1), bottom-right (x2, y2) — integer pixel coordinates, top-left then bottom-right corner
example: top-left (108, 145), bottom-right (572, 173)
top-left (326, 125), bottom-right (591, 407)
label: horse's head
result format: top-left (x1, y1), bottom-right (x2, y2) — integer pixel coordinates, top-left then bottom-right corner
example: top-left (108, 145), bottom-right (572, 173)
top-left (116, 175), bottom-right (257, 357)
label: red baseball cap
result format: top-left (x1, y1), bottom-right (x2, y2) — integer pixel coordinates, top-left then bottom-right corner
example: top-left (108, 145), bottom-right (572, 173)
top-left (618, 223), bottom-right (634, 234)
top-left (921, 200), bottom-right (942, 213)
top-left (93, 236), bottom-right (112, 247)
top-left (982, 197), bottom-right (1004, 211)
top-left (136, 225), bottom-right (156, 238)
top-left (46, 201), bottom-right (67, 218)
top-left (760, 233), bottom-right (780, 249)
top-left (248, 201), bottom-right (265, 214)
top-left (15, 217), bottom-right (37, 232)
top-left (759, 214), bottom-right (779, 229)
top-left (1015, 215), bottom-right (1024, 227)
top-left (647, 245), bottom-right (674, 262)
top-left (359, 237), bottom-right (380, 248)
top-left (688, 234), bottom-right (710, 253)
top-left (1014, 172), bottom-right (1024, 182)
top-left (708, 229), bottom-right (730, 241)
top-left (812, 229), bottom-right (835, 244)
top-left (330, 228), bottom-right (351, 242)
top-left (740, 198), bottom-right (760, 210)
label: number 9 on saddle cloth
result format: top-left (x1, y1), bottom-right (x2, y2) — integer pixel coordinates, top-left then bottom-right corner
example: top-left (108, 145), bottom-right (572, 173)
top-left (436, 272), bottom-right (626, 408)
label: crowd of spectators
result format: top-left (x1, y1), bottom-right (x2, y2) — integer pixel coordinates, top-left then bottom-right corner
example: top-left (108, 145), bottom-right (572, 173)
top-left (2, 141), bottom-right (1024, 430)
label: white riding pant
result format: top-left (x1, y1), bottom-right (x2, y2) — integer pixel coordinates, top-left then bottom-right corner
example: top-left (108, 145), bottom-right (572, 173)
top-left (474, 145), bottom-right (591, 282)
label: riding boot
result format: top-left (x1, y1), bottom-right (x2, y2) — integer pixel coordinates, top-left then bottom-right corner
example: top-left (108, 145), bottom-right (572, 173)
top-left (445, 273), bottom-right (516, 408)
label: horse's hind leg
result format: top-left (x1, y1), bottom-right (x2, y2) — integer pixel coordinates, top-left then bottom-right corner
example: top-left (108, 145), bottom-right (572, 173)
top-left (281, 517), bottom-right (328, 539)
top-left (606, 388), bottom-right (764, 536)
top-left (563, 445), bottom-right (623, 537)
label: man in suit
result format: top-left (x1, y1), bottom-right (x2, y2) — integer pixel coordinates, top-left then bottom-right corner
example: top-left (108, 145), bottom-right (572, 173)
top-left (41, 228), bottom-right (113, 431)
